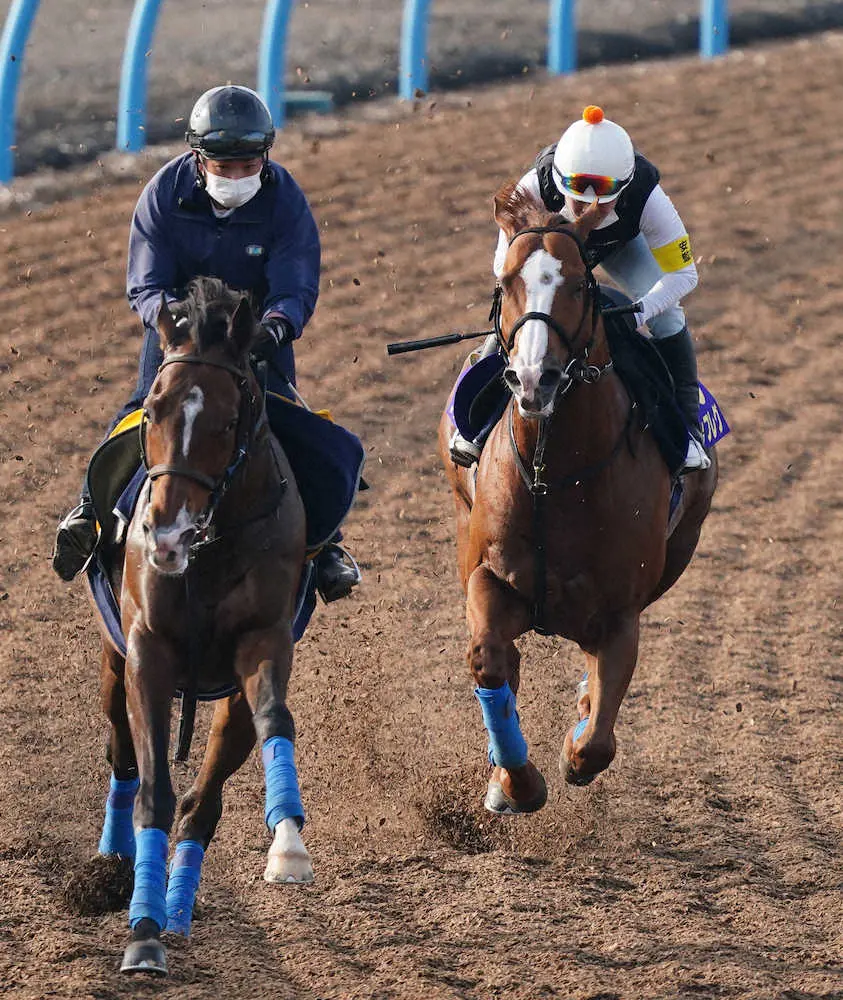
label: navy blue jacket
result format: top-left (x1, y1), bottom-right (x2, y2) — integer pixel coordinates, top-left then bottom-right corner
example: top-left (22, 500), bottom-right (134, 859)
top-left (127, 153), bottom-right (320, 339)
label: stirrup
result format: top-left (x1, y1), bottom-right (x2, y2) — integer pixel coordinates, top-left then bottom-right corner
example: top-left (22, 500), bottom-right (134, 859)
top-left (52, 501), bottom-right (98, 582)
top-left (680, 435), bottom-right (711, 474)
top-left (448, 429), bottom-right (481, 468)
top-left (316, 544), bottom-right (362, 603)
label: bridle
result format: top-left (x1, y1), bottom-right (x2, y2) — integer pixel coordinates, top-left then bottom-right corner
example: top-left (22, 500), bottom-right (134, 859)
top-left (140, 354), bottom-right (261, 534)
top-left (494, 225), bottom-right (609, 390)
top-left (496, 224), bottom-right (620, 494)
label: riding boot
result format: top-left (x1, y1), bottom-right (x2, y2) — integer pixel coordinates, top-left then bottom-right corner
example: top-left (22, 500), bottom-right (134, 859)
top-left (652, 327), bottom-right (711, 473)
top-left (52, 498), bottom-right (98, 581)
top-left (449, 333), bottom-right (501, 468)
top-left (315, 542), bottom-right (362, 603)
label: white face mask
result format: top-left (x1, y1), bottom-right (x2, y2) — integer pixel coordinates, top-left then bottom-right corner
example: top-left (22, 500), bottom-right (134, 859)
top-left (203, 170), bottom-right (262, 209)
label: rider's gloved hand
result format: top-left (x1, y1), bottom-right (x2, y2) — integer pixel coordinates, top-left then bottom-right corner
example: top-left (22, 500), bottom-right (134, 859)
top-left (252, 316), bottom-right (295, 362)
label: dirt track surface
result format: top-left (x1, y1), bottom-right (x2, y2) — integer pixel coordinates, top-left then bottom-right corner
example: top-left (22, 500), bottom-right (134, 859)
top-left (4, 0), bottom-right (843, 174)
top-left (1, 31), bottom-right (842, 1000)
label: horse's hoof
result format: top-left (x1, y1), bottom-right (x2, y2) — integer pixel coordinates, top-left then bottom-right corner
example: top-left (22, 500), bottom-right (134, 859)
top-left (484, 762), bottom-right (547, 815)
top-left (560, 716), bottom-right (614, 786)
top-left (120, 938), bottom-right (168, 976)
top-left (561, 760), bottom-right (599, 787)
top-left (264, 816), bottom-right (314, 884)
top-left (264, 853), bottom-right (314, 884)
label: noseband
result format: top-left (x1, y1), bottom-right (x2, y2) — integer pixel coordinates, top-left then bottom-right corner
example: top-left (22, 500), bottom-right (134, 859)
top-left (141, 354), bottom-right (259, 531)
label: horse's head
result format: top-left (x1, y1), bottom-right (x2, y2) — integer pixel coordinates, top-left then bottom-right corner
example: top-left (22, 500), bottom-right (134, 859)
top-left (140, 278), bottom-right (260, 574)
top-left (493, 183), bottom-right (605, 418)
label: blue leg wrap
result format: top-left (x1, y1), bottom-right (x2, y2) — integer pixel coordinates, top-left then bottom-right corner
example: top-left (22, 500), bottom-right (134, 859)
top-left (165, 840), bottom-right (205, 937)
top-left (262, 736), bottom-right (305, 832)
top-left (98, 774), bottom-right (139, 858)
top-left (129, 827), bottom-right (168, 931)
top-left (474, 682), bottom-right (528, 769)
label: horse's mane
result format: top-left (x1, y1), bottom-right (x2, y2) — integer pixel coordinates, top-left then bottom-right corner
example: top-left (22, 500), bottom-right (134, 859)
top-left (495, 181), bottom-right (563, 235)
top-left (179, 277), bottom-right (252, 353)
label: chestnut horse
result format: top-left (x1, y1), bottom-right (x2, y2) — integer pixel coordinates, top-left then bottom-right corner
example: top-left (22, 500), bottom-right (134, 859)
top-left (438, 186), bottom-right (718, 813)
top-left (93, 278), bottom-right (312, 975)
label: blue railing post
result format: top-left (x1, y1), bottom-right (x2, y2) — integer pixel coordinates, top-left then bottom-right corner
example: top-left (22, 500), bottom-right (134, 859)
top-left (548, 0), bottom-right (576, 75)
top-left (0, 0), bottom-right (40, 183)
top-left (701, 0), bottom-right (729, 57)
top-left (400, 0), bottom-right (432, 100)
top-left (117, 0), bottom-right (163, 152)
top-left (258, 0), bottom-right (295, 128)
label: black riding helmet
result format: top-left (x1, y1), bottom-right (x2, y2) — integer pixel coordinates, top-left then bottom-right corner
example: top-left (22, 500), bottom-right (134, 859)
top-left (186, 85), bottom-right (275, 160)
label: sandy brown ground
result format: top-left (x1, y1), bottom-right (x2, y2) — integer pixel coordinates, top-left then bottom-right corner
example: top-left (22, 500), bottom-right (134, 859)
top-left (0, 30), bottom-right (842, 1000)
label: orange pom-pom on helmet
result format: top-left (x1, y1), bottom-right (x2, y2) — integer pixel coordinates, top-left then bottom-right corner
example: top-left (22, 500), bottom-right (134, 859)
top-left (552, 106), bottom-right (635, 202)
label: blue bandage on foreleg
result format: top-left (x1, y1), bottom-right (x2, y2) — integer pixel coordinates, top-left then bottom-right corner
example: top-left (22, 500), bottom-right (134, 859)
top-left (129, 827), bottom-right (168, 931)
top-left (165, 839), bottom-right (205, 937)
top-left (262, 736), bottom-right (305, 832)
top-left (98, 774), bottom-right (139, 858)
top-left (475, 682), bottom-right (528, 769)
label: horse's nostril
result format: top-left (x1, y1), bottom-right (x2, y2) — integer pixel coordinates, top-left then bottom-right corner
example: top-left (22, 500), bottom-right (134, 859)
top-left (142, 521), bottom-right (151, 537)
top-left (179, 528), bottom-right (197, 547)
top-left (504, 369), bottom-right (520, 387)
top-left (539, 369), bottom-right (562, 389)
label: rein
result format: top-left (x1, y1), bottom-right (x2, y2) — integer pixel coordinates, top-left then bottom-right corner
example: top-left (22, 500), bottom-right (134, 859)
top-left (501, 224), bottom-right (632, 634)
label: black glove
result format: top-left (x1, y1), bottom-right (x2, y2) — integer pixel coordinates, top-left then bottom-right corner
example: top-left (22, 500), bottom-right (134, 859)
top-left (252, 316), bottom-right (295, 361)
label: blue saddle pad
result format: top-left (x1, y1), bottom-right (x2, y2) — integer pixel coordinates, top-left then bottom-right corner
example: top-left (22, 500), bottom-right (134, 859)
top-left (265, 393), bottom-right (365, 551)
top-left (448, 353), bottom-right (507, 440)
top-left (87, 556), bottom-right (317, 677)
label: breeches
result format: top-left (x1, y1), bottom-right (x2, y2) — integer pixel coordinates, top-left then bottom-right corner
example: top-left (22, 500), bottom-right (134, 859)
top-left (599, 233), bottom-right (686, 340)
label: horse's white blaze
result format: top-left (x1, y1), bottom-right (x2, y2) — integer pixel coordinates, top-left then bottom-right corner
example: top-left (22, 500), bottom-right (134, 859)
top-left (511, 249), bottom-right (565, 395)
top-left (154, 502), bottom-right (195, 545)
top-left (146, 502), bottom-right (194, 574)
top-left (181, 386), bottom-right (204, 458)
top-left (264, 817), bottom-right (314, 884)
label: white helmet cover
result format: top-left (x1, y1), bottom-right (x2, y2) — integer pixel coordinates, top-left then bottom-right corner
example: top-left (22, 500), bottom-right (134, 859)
top-left (552, 106), bottom-right (635, 203)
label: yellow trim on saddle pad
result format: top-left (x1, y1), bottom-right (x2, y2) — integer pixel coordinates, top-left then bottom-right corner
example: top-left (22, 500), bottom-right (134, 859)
top-left (267, 391), bottom-right (333, 423)
top-left (652, 234), bottom-right (694, 273)
top-left (109, 408), bottom-right (144, 439)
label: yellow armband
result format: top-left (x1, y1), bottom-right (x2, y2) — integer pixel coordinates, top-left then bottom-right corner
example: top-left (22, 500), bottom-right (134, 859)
top-left (651, 235), bottom-right (694, 273)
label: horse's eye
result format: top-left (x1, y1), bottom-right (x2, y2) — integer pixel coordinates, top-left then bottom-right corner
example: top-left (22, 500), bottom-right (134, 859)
top-left (224, 419), bottom-right (237, 434)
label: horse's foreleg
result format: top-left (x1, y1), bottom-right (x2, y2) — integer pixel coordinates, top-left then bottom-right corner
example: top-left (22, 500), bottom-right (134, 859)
top-left (466, 565), bottom-right (546, 814)
top-left (119, 628), bottom-right (177, 976)
top-left (236, 628), bottom-right (313, 885)
top-left (98, 644), bottom-right (139, 859)
top-left (561, 616), bottom-right (640, 786)
top-left (165, 692), bottom-right (256, 936)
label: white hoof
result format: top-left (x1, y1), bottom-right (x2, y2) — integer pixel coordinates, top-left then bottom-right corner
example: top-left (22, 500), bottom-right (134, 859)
top-left (263, 817), bottom-right (314, 884)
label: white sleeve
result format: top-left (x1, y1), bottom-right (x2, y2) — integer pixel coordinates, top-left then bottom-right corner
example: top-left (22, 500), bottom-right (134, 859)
top-left (636, 185), bottom-right (698, 325)
top-left (493, 169), bottom-right (543, 278)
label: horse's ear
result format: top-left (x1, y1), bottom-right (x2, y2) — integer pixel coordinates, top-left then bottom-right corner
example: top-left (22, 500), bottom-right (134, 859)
top-left (493, 181), bottom-right (539, 241)
top-left (227, 296), bottom-right (255, 357)
top-left (157, 293), bottom-right (179, 351)
top-left (573, 198), bottom-right (605, 242)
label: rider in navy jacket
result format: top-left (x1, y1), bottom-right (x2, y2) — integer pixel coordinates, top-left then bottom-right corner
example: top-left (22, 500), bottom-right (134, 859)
top-left (127, 150), bottom-right (319, 396)
top-left (53, 85), bottom-right (360, 602)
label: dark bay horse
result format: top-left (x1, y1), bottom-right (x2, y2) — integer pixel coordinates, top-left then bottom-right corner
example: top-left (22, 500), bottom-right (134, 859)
top-left (92, 278), bottom-right (312, 975)
top-left (438, 185), bottom-right (718, 813)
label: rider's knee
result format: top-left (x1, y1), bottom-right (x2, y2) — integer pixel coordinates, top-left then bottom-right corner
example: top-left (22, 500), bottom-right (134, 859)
top-left (648, 306), bottom-right (686, 340)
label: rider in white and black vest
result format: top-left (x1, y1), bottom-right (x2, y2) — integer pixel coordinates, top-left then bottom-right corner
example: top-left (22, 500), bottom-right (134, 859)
top-left (450, 105), bottom-right (711, 475)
